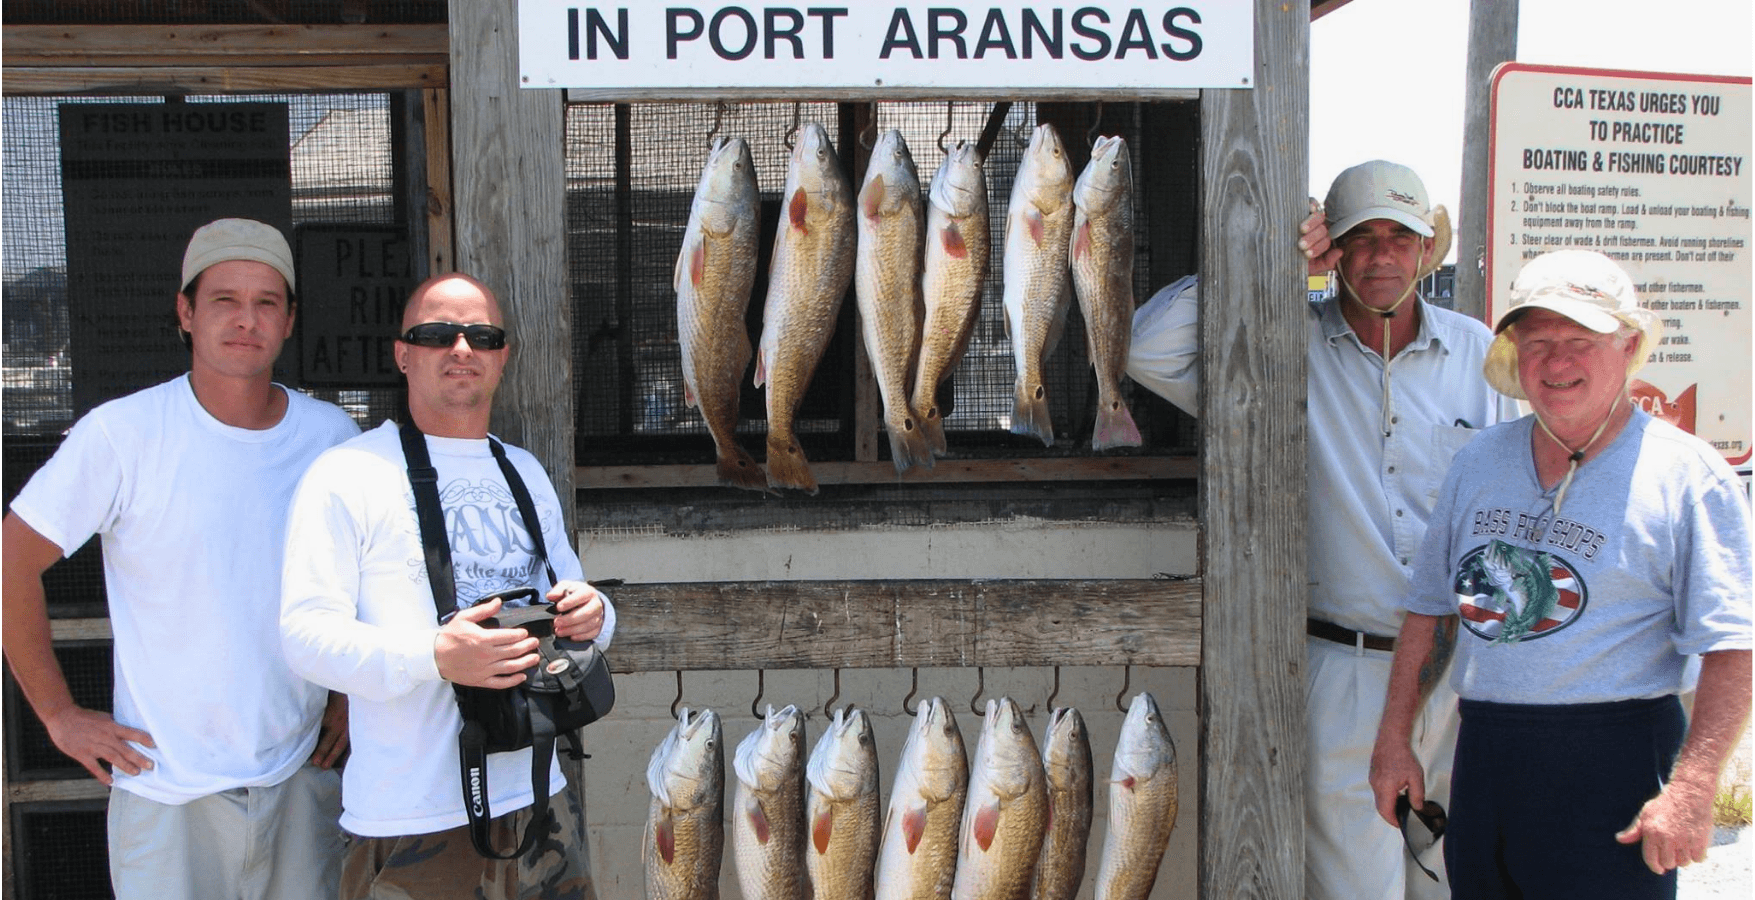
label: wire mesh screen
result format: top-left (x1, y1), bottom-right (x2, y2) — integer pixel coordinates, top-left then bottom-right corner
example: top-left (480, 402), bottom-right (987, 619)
top-left (564, 100), bottom-right (1196, 469)
top-left (8, 801), bottom-right (112, 900)
top-left (1, 0), bottom-right (443, 24)
top-left (2, 93), bottom-right (409, 436)
top-left (4, 642), bottom-right (113, 780)
top-left (2, 92), bottom-right (415, 622)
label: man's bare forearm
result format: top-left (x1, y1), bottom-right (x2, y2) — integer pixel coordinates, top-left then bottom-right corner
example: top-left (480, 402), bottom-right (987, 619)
top-left (1669, 650), bottom-right (1752, 795)
top-left (1414, 615), bottom-right (1458, 707)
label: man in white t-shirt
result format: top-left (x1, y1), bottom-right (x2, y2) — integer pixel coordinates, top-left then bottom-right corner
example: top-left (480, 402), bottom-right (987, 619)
top-left (2, 218), bottom-right (361, 900)
top-left (281, 272), bottom-right (615, 899)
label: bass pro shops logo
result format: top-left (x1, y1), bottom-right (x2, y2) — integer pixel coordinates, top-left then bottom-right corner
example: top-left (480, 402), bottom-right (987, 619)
top-left (1453, 540), bottom-right (1587, 644)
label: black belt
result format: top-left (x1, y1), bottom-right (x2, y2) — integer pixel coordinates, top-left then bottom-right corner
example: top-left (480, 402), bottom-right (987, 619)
top-left (1307, 618), bottom-right (1395, 652)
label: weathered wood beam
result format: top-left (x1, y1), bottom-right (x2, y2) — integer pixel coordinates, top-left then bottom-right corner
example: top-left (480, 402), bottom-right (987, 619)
top-left (576, 456), bottom-right (1198, 489)
top-left (448, 1), bottom-right (575, 533)
top-left (603, 579), bottom-right (1201, 672)
top-left (2, 24), bottom-right (448, 67)
top-left (1198, 0), bottom-right (1311, 896)
top-left (1456, 0), bottom-right (1520, 321)
top-left (5, 780), bottom-right (108, 803)
top-left (421, 88), bottom-right (455, 276)
top-left (1, 64), bottom-right (443, 95)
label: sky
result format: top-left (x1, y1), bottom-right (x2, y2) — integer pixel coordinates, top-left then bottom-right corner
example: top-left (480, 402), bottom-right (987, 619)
top-left (1309, 0), bottom-right (1753, 262)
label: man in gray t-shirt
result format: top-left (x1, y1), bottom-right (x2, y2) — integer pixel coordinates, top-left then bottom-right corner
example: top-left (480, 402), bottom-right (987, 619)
top-left (1370, 250), bottom-right (1751, 899)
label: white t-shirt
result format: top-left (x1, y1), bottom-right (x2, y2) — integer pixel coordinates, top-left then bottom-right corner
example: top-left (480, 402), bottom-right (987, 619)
top-left (9, 375), bottom-right (360, 804)
top-left (280, 421), bottom-right (617, 838)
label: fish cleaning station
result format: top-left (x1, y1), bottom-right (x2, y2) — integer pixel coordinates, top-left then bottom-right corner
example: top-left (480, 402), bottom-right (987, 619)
top-left (0, 1), bottom-right (1377, 897)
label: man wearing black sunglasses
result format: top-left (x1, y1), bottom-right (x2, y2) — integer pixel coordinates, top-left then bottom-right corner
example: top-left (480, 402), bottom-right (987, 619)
top-left (281, 273), bottom-right (616, 899)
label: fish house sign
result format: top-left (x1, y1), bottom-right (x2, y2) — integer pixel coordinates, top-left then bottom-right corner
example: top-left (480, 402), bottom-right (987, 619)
top-left (518, 2), bottom-right (1254, 94)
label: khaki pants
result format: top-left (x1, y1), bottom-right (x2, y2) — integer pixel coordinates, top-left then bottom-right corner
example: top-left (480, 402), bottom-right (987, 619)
top-left (340, 783), bottom-right (598, 900)
top-left (1305, 635), bottom-right (1457, 900)
top-left (108, 764), bottom-right (343, 900)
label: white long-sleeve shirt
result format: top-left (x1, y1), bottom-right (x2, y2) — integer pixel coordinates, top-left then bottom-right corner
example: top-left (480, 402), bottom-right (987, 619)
top-left (281, 421), bottom-right (616, 837)
top-left (1128, 279), bottom-right (1517, 635)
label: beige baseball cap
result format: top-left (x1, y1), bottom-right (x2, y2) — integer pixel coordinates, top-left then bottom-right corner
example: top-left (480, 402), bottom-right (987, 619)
top-left (1323, 160), bottom-right (1451, 279)
top-left (180, 218), bottom-right (296, 293)
top-left (1482, 249), bottom-right (1662, 399)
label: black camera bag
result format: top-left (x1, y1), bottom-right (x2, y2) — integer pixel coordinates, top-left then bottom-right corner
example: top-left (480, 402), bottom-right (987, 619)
top-left (399, 422), bottom-right (615, 860)
top-left (455, 587), bottom-right (616, 754)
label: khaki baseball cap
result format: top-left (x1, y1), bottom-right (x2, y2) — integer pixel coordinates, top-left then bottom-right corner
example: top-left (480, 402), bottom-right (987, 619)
top-left (1323, 160), bottom-right (1450, 279)
top-left (1325, 160), bottom-right (1434, 238)
top-left (1482, 249), bottom-right (1662, 399)
top-left (180, 218), bottom-right (296, 293)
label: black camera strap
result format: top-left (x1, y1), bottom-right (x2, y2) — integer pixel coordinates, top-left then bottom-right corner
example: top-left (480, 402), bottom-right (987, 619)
top-left (398, 420), bottom-right (565, 860)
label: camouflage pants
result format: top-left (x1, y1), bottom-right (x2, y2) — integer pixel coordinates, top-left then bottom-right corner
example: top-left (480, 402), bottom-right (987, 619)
top-left (339, 785), bottom-right (598, 900)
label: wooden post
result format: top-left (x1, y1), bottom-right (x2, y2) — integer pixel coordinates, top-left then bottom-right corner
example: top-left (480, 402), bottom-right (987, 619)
top-left (1198, 0), bottom-right (1310, 896)
top-left (447, 1), bottom-right (575, 532)
top-left (1456, 0), bottom-right (1519, 321)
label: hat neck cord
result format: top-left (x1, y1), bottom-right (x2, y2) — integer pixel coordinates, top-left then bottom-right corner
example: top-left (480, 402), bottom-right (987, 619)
top-left (1333, 242), bottom-right (1428, 438)
top-left (1532, 385), bottom-right (1623, 520)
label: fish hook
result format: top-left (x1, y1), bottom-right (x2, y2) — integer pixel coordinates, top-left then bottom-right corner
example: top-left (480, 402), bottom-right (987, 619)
top-left (751, 669), bottom-right (766, 720)
top-left (1087, 100), bottom-right (1104, 147)
top-left (706, 101), bottom-right (726, 146)
top-left (901, 667), bottom-right (920, 717)
top-left (1115, 663), bottom-right (1131, 714)
top-left (937, 102), bottom-right (954, 154)
top-left (784, 102), bottom-right (801, 151)
top-left (1046, 666), bottom-right (1062, 712)
top-left (823, 668), bottom-right (842, 718)
top-left (970, 666), bottom-right (986, 716)
top-left (671, 670), bottom-right (684, 720)
top-left (859, 101), bottom-right (878, 151)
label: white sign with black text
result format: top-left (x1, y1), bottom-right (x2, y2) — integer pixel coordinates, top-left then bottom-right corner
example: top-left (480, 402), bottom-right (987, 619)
top-left (1486, 63), bottom-right (1751, 466)
top-left (518, 2), bottom-right (1254, 94)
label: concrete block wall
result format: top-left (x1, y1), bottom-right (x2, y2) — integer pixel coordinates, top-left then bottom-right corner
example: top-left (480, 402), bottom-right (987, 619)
top-left (573, 518), bottom-right (1201, 900)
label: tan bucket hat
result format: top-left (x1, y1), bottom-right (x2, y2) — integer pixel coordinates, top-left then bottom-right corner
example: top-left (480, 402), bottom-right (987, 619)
top-left (1482, 249), bottom-right (1662, 399)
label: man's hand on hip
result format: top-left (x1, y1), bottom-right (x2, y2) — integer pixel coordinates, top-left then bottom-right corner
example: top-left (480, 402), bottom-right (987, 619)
top-left (434, 598), bottom-right (539, 688)
top-left (45, 705), bottom-right (154, 785)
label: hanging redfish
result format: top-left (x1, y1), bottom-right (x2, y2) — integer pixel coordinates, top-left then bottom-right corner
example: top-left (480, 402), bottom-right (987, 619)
top-left (855, 129), bottom-right (933, 474)
top-left (1069, 134), bottom-right (1142, 450)
top-left (756, 122), bottom-right (857, 494)
top-left (1002, 123), bottom-right (1076, 447)
top-left (677, 136), bottom-right (766, 491)
top-left (913, 140), bottom-right (991, 458)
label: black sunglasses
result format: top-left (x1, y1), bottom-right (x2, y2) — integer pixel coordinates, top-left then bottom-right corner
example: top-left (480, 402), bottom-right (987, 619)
top-left (399, 322), bottom-right (507, 350)
top-left (1395, 795), bottom-right (1447, 882)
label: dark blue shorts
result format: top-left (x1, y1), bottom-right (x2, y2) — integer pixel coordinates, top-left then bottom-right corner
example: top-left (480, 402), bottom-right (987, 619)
top-left (1446, 696), bottom-right (1685, 900)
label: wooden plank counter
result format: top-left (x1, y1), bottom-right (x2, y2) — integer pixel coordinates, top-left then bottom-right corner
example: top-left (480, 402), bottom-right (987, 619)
top-left (601, 578), bottom-right (1201, 672)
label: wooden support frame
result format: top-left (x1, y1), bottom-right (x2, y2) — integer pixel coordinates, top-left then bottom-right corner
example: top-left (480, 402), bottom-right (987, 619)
top-left (1196, 0), bottom-right (1310, 896)
top-left (1, 6), bottom-right (1319, 898)
top-left (576, 456), bottom-right (1197, 489)
top-left (1, 24), bottom-right (448, 94)
top-left (605, 579), bottom-right (1200, 672)
top-left (448, 0), bottom-right (576, 534)
top-left (1456, 0), bottom-right (1520, 320)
